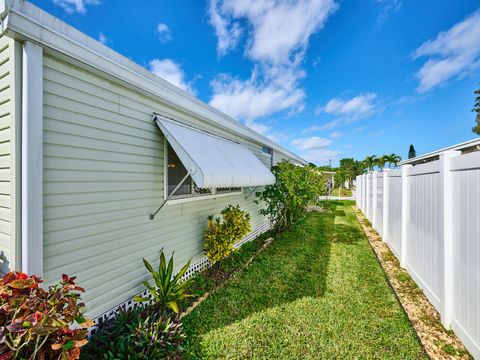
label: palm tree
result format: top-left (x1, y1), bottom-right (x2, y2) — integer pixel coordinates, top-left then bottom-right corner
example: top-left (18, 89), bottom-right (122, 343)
top-left (363, 155), bottom-right (377, 171)
top-left (387, 153), bottom-right (402, 168)
top-left (375, 155), bottom-right (388, 170)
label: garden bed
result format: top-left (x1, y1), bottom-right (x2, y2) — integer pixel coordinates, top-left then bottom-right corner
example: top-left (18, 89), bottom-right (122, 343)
top-left (182, 201), bottom-right (426, 359)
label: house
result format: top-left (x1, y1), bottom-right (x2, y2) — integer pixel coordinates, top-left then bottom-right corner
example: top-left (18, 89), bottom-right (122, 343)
top-left (0, 0), bottom-right (306, 322)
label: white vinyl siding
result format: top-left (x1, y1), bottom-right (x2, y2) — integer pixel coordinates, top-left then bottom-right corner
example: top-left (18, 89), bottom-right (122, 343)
top-left (42, 53), bottom-right (285, 318)
top-left (0, 36), bottom-right (20, 275)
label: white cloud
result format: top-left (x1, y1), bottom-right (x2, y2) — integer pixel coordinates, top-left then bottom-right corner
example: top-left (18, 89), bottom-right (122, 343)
top-left (209, 69), bottom-right (305, 121)
top-left (208, 0), bottom-right (243, 55)
top-left (98, 32), bottom-right (108, 45)
top-left (149, 59), bottom-right (195, 94)
top-left (305, 93), bottom-right (379, 132)
top-left (291, 135), bottom-right (338, 164)
top-left (207, 0), bottom-right (338, 123)
top-left (317, 93), bottom-right (378, 119)
top-left (157, 23), bottom-right (172, 43)
top-left (291, 136), bottom-right (331, 150)
top-left (53, 0), bottom-right (100, 14)
top-left (374, 0), bottom-right (402, 24)
top-left (330, 131), bottom-right (342, 138)
top-left (413, 10), bottom-right (480, 92)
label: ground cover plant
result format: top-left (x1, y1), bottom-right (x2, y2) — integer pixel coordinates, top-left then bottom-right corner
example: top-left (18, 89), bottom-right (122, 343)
top-left (82, 250), bottom-right (192, 359)
top-left (0, 272), bottom-right (92, 360)
top-left (183, 201), bottom-right (426, 359)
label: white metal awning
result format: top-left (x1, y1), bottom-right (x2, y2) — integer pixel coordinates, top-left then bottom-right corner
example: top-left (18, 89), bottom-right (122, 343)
top-left (155, 115), bottom-right (276, 188)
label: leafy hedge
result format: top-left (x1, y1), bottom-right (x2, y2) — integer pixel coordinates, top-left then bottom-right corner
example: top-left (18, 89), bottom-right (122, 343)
top-left (256, 160), bottom-right (325, 232)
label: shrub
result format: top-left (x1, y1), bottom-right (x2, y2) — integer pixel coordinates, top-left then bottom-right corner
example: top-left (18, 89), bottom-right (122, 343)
top-left (256, 160), bottom-right (325, 232)
top-left (204, 205), bottom-right (251, 269)
top-left (0, 272), bottom-right (92, 360)
top-left (81, 305), bottom-right (184, 360)
top-left (134, 250), bottom-right (193, 314)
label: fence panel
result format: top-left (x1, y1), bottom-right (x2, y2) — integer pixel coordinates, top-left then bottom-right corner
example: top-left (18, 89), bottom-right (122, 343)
top-left (367, 173), bottom-right (373, 221)
top-left (451, 152), bottom-right (480, 359)
top-left (405, 162), bottom-right (443, 310)
top-left (374, 172), bottom-right (384, 235)
top-left (386, 170), bottom-right (402, 257)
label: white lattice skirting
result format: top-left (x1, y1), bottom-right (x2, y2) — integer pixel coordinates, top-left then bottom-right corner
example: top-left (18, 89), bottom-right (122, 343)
top-left (90, 221), bottom-right (271, 334)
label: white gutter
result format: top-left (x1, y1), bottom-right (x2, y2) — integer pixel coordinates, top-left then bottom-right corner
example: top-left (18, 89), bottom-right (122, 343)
top-left (0, 0), bottom-right (307, 165)
top-left (21, 41), bottom-right (43, 276)
top-left (399, 138), bottom-right (480, 166)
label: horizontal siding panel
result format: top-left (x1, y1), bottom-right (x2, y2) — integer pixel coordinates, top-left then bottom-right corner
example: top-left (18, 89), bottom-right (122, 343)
top-left (0, 154), bottom-right (10, 168)
top-left (0, 75), bottom-right (11, 91)
top-left (44, 169), bottom-right (163, 183)
top-left (44, 189), bottom-right (158, 207)
top-left (44, 181), bottom-right (159, 194)
top-left (0, 101), bottom-right (10, 118)
top-left (44, 106), bottom-right (159, 141)
top-left (45, 157), bottom-right (160, 173)
top-left (0, 128), bottom-right (10, 143)
top-left (44, 144), bottom-right (162, 164)
top-left (44, 131), bottom-right (161, 158)
top-left (44, 118), bottom-right (160, 150)
top-left (0, 141), bottom-right (10, 155)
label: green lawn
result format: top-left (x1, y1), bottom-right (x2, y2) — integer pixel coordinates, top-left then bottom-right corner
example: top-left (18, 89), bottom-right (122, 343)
top-left (331, 187), bottom-right (353, 197)
top-left (183, 201), bottom-right (426, 359)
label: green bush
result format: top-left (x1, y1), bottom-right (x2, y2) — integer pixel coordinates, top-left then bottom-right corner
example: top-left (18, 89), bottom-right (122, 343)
top-left (204, 205), bottom-right (251, 269)
top-left (256, 160), bottom-right (325, 232)
top-left (134, 250), bottom-right (193, 314)
top-left (81, 305), bottom-right (184, 360)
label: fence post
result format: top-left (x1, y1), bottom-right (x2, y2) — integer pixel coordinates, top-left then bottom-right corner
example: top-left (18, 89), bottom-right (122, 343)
top-left (400, 164), bottom-right (411, 268)
top-left (372, 171), bottom-right (378, 227)
top-left (382, 169), bottom-right (390, 242)
top-left (440, 150), bottom-right (460, 328)
top-left (365, 172), bottom-right (371, 221)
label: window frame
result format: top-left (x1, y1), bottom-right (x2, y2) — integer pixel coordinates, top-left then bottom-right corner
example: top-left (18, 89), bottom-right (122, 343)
top-left (262, 146), bottom-right (273, 156)
top-left (163, 140), bottom-right (243, 204)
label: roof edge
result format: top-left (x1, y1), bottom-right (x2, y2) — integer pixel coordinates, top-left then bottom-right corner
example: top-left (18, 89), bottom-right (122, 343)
top-left (0, 0), bottom-right (307, 164)
top-left (399, 137), bottom-right (480, 166)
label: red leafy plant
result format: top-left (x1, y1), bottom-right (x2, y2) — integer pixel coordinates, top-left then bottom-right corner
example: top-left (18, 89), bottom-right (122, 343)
top-left (0, 272), bottom-right (93, 360)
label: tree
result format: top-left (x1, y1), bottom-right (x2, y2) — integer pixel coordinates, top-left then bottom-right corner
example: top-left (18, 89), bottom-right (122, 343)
top-left (256, 160), bottom-right (325, 232)
top-left (408, 145), bottom-right (416, 159)
top-left (473, 88), bottom-right (480, 135)
top-left (384, 153), bottom-right (401, 168)
top-left (363, 155), bottom-right (377, 171)
top-left (375, 155), bottom-right (388, 170)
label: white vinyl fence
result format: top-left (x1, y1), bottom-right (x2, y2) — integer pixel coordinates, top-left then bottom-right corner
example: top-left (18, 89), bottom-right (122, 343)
top-left (356, 148), bottom-right (480, 359)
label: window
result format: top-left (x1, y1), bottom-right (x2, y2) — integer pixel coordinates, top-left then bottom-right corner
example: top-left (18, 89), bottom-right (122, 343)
top-left (167, 143), bottom-right (191, 196)
top-left (262, 146), bottom-right (272, 156)
top-left (166, 143), bottom-right (241, 200)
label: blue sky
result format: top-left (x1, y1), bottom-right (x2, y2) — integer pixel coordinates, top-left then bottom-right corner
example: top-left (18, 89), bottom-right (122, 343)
top-left (32, 0), bottom-right (480, 165)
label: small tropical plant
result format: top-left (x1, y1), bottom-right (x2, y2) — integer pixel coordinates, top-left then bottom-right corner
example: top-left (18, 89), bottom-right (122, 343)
top-left (82, 306), bottom-right (185, 360)
top-left (204, 204), bottom-right (251, 269)
top-left (134, 251), bottom-right (193, 314)
top-left (0, 271), bottom-right (92, 360)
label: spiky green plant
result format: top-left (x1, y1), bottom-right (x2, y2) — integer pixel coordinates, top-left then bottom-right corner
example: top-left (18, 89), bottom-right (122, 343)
top-left (134, 251), bottom-right (193, 313)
